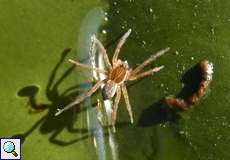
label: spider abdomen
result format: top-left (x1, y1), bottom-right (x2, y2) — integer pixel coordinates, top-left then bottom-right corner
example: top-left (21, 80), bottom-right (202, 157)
top-left (103, 80), bottom-right (118, 99)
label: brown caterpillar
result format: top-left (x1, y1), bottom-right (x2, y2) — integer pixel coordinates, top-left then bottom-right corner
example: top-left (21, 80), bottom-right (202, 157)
top-left (164, 60), bottom-right (214, 110)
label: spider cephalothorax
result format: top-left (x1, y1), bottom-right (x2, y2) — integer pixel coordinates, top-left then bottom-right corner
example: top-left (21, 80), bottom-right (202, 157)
top-left (104, 60), bottom-right (130, 99)
top-left (55, 29), bottom-right (169, 131)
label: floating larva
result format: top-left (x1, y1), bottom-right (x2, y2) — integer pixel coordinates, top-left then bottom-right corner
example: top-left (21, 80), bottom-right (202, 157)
top-left (164, 60), bottom-right (214, 110)
top-left (164, 96), bottom-right (189, 110)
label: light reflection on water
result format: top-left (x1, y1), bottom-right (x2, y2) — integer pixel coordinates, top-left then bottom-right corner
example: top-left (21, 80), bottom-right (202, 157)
top-left (77, 7), bottom-right (119, 160)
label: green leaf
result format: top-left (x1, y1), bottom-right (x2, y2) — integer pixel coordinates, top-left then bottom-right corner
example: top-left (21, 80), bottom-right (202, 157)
top-left (0, 0), bottom-right (230, 160)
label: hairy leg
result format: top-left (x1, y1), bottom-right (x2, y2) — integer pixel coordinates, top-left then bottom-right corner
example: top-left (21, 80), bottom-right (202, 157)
top-left (91, 35), bottom-right (112, 71)
top-left (131, 48), bottom-right (169, 75)
top-left (129, 66), bottom-right (164, 81)
top-left (55, 80), bottom-right (105, 116)
top-left (69, 59), bottom-right (107, 74)
top-left (112, 29), bottom-right (132, 65)
top-left (111, 87), bottom-right (121, 132)
top-left (121, 84), bottom-right (134, 124)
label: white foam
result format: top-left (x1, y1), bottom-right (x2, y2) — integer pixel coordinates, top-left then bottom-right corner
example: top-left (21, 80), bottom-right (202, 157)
top-left (207, 62), bottom-right (214, 81)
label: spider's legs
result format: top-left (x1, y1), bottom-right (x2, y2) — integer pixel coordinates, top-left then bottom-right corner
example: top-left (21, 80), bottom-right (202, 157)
top-left (112, 29), bottom-right (132, 65)
top-left (111, 87), bottom-right (121, 132)
top-left (121, 84), bottom-right (134, 124)
top-left (69, 59), bottom-right (107, 74)
top-left (131, 48), bottom-right (169, 75)
top-left (129, 66), bottom-right (164, 81)
top-left (91, 35), bottom-right (112, 71)
top-left (55, 80), bottom-right (105, 116)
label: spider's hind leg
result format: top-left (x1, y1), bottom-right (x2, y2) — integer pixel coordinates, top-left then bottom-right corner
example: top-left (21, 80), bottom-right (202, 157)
top-left (121, 84), bottom-right (134, 124)
top-left (111, 87), bottom-right (121, 132)
top-left (69, 59), bottom-right (107, 74)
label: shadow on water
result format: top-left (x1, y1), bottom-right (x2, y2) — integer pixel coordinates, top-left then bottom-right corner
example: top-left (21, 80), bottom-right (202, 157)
top-left (138, 99), bottom-right (179, 127)
top-left (138, 62), bottom-right (202, 127)
top-left (12, 48), bottom-right (91, 146)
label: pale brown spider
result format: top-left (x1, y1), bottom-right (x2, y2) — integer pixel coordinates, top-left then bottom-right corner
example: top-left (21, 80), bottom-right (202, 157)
top-left (55, 29), bottom-right (169, 130)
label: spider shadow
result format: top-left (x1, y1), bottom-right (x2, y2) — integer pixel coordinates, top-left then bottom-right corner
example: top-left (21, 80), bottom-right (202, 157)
top-left (138, 62), bottom-right (203, 127)
top-left (12, 48), bottom-right (92, 146)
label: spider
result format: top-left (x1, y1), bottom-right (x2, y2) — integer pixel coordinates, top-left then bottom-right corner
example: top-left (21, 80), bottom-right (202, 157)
top-left (55, 29), bottom-right (169, 131)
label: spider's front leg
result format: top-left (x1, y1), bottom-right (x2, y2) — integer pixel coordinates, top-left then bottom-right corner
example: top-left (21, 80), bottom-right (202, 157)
top-left (112, 29), bottom-right (132, 65)
top-left (55, 80), bottom-right (105, 116)
top-left (128, 66), bottom-right (164, 81)
top-left (131, 47), bottom-right (170, 75)
top-left (91, 35), bottom-right (112, 71)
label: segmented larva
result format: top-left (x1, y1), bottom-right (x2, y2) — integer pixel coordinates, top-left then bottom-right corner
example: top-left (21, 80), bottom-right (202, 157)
top-left (164, 60), bottom-right (214, 110)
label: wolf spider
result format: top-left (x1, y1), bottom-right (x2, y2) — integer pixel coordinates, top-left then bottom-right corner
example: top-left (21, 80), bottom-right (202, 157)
top-left (55, 29), bottom-right (169, 131)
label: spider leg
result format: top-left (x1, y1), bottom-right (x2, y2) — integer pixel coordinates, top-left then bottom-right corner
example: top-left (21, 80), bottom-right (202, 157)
top-left (121, 84), bottom-right (134, 124)
top-left (91, 35), bottom-right (112, 71)
top-left (131, 48), bottom-right (169, 75)
top-left (112, 29), bottom-right (132, 65)
top-left (129, 66), bottom-right (164, 81)
top-left (69, 59), bottom-right (107, 74)
top-left (55, 80), bottom-right (105, 116)
top-left (111, 87), bottom-right (121, 132)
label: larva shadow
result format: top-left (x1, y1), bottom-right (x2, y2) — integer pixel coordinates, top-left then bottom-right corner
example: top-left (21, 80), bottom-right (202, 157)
top-left (138, 100), bottom-right (179, 127)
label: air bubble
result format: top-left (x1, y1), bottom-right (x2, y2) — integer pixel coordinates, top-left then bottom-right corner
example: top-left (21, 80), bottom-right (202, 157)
top-left (192, 24), bottom-right (196, 29)
top-left (102, 30), bottom-right (107, 34)
top-left (149, 8), bottom-right (153, 13)
top-left (211, 28), bottom-right (215, 35)
top-left (182, 65), bottom-right (186, 70)
top-left (217, 135), bottom-right (222, 140)
top-left (181, 83), bottom-right (185, 87)
top-left (177, 23), bottom-right (180, 30)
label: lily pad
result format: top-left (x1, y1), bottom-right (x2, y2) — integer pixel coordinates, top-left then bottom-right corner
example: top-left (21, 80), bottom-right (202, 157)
top-left (0, 0), bottom-right (230, 160)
